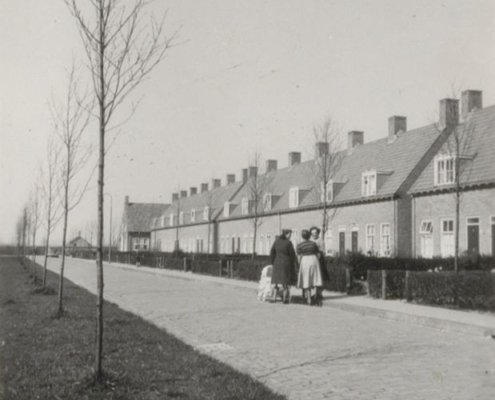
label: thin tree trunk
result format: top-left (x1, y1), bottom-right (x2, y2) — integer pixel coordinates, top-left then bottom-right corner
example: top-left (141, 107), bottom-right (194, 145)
top-left (42, 228), bottom-right (50, 288)
top-left (95, 1), bottom-right (105, 380)
top-left (58, 199), bottom-right (68, 315)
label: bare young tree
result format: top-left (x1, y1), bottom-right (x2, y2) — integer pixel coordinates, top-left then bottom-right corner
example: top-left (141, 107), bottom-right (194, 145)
top-left (65, 0), bottom-right (176, 380)
top-left (434, 91), bottom-right (477, 273)
top-left (245, 152), bottom-right (273, 260)
top-left (28, 183), bottom-right (42, 284)
top-left (51, 66), bottom-right (93, 317)
top-left (40, 135), bottom-right (63, 288)
top-left (310, 117), bottom-right (343, 255)
top-left (85, 220), bottom-right (98, 247)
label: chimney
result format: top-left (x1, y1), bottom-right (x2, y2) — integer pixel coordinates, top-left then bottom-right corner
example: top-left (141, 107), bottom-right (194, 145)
top-left (288, 152), bottom-right (301, 167)
top-left (248, 166), bottom-right (258, 178)
top-left (439, 98), bottom-right (459, 128)
top-left (315, 142), bottom-right (329, 157)
top-left (266, 159), bottom-right (278, 172)
top-left (180, 190), bottom-right (187, 198)
top-left (388, 116), bottom-right (407, 141)
top-left (226, 174), bottom-right (235, 185)
top-left (242, 168), bottom-right (248, 183)
top-left (212, 178), bottom-right (221, 189)
top-left (190, 187), bottom-right (197, 196)
top-left (172, 193), bottom-right (179, 202)
top-left (201, 183), bottom-right (209, 193)
top-left (461, 90), bottom-right (482, 120)
top-left (347, 131), bottom-right (364, 152)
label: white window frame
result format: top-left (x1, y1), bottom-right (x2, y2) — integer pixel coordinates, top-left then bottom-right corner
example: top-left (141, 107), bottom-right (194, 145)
top-left (179, 211), bottom-right (184, 225)
top-left (419, 220), bottom-right (433, 234)
top-left (320, 180), bottom-right (333, 203)
top-left (203, 206), bottom-right (210, 221)
top-left (380, 223), bottom-right (391, 257)
top-left (434, 154), bottom-right (456, 186)
top-left (440, 218), bottom-right (455, 257)
top-left (169, 214), bottom-right (174, 226)
top-left (324, 229), bottom-right (333, 255)
top-left (241, 197), bottom-right (249, 215)
top-left (361, 171), bottom-right (377, 197)
top-left (466, 216), bottom-right (480, 226)
top-left (365, 224), bottom-right (376, 255)
top-left (289, 187), bottom-right (299, 208)
top-left (263, 193), bottom-right (272, 212)
top-left (223, 202), bottom-right (231, 218)
top-left (190, 209), bottom-right (196, 223)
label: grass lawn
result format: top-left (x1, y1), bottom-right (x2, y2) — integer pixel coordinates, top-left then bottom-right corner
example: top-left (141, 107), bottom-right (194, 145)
top-left (0, 257), bottom-right (286, 400)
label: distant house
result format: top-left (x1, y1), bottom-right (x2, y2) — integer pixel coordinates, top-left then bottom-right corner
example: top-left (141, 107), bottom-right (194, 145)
top-left (119, 196), bottom-right (169, 252)
top-left (68, 235), bottom-right (92, 252)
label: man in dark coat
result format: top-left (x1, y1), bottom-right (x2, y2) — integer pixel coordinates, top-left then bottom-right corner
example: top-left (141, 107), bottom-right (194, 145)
top-left (270, 229), bottom-right (297, 303)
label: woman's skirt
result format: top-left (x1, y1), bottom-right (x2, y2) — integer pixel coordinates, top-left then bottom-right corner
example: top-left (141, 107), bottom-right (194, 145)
top-left (297, 254), bottom-right (323, 289)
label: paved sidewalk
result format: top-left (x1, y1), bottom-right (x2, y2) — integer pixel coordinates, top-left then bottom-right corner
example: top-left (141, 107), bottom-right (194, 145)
top-left (45, 258), bottom-right (495, 400)
top-left (105, 260), bottom-right (495, 337)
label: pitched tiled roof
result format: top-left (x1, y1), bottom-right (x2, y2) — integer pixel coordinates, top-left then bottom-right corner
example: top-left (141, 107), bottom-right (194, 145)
top-left (221, 122), bottom-right (443, 218)
top-left (126, 202), bottom-right (170, 232)
top-left (410, 105), bottom-right (495, 194)
top-left (155, 182), bottom-right (244, 228)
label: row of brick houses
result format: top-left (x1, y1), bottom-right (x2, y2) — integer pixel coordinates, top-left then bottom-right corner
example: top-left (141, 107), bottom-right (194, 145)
top-left (120, 90), bottom-right (495, 258)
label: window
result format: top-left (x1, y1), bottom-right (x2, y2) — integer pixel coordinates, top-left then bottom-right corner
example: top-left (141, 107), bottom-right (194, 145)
top-left (223, 202), bottom-right (231, 218)
top-left (362, 171), bottom-right (377, 197)
top-left (365, 224), bottom-right (376, 255)
top-left (190, 209), bottom-right (196, 223)
top-left (440, 218), bottom-right (455, 257)
top-left (289, 187), bottom-right (299, 208)
top-left (169, 214), bottom-right (174, 226)
top-left (259, 234), bottom-right (265, 255)
top-left (380, 223), bottom-right (391, 257)
top-left (241, 198), bottom-right (249, 215)
top-left (320, 181), bottom-right (333, 203)
top-left (203, 206), bottom-right (210, 221)
top-left (324, 229), bottom-right (333, 255)
top-left (179, 211), bottom-right (184, 225)
top-left (263, 193), bottom-right (272, 212)
top-left (419, 220), bottom-right (433, 258)
top-left (434, 155), bottom-right (455, 185)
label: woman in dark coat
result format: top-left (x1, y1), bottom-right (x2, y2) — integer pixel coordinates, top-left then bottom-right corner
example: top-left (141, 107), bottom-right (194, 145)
top-left (270, 229), bottom-right (297, 303)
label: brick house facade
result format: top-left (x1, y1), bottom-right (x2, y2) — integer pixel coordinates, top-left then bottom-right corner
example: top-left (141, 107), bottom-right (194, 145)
top-left (146, 90), bottom-right (494, 258)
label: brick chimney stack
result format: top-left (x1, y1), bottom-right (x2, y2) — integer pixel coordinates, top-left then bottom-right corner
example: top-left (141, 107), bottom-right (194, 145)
top-left (190, 187), bottom-right (197, 196)
top-left (439, 98), bottom-right (459, 129)
top-left (180, 190), bottom-right (187, 198)
top-left (315, 142), bottom-right (329, 157)
top-left (288, 152), bottom-right (301, 167)
top-left (266, 159), bottom-right (278, 173)
top-left (212, 179), bottom-right (221, 189)
top-left (248, 166), bottom-right (258, 179)
top-left (226, 174), bottom-right (235, 185)
top-left (172, 193), bottom-right (179, 202)
top-left (388, 116), bottom-right (407, 141)
top-left (461, 90), bottom-right (482, 120)
top-left (242, 168), bottom-right (248, 183)
top-left (201, 183), bottom-right (209, 193)
top-left (347, 131), bottom-right (364, 153)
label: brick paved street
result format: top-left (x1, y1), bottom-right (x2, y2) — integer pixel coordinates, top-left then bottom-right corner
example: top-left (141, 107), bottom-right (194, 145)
top-left (46, 258), bottom-right (495, 400)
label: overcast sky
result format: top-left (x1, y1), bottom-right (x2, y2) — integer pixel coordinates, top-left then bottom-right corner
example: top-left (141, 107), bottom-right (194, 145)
top-left (1, 0), bottom-right (495, 245)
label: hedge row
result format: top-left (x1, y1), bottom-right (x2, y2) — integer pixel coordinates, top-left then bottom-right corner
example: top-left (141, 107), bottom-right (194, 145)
top-left (368, 269), bottom-right (495, 311)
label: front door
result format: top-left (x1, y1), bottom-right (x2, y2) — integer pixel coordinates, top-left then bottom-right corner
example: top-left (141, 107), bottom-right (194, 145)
top-left (339, 232), bottom-right (345, 255)
top-left (467, 225), bottom-right (479, 256)
top-left (351, 231), bottom-right (358, 253)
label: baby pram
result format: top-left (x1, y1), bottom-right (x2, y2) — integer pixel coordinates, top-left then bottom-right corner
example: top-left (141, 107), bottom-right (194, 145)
top-left (257, 265), bottom-right (284, 302)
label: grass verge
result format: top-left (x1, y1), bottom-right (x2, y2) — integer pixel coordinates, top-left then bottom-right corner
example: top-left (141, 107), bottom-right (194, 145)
top-left (0, 257), bottom-right (286, 400)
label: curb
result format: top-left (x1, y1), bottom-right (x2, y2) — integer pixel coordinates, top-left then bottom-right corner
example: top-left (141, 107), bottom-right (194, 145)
top-left (323, 300), bottom-right (495, 338)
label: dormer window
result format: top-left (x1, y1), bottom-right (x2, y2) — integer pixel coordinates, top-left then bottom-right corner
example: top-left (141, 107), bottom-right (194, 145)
top-left (289, 187), bottom-right (299, 208)
top-left (241, 198), bottom-right (249, 215)
top-left (190, 209), bottom-right (196, 223)
top-left (179, 211), bottom-right (184, 225)
top-left (361, 171), bottom-right (377, 197)
top-left (203, 206), bottom-right (210, 221)
top-left (263, 193), bottom-right (272, 212)
top-left (434, 155), bottom-right (455, 185)
top-left (223, 201), bottom-right (231, 218)
top-left (160, 216), bottom-right (165, 227)
top-left (320, 181), bottom-right (333, 203)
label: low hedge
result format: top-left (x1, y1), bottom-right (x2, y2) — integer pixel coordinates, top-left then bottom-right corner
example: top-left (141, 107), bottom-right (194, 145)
top-left (408, 271), bottom-right (495, 311)
top-left (324, 260), bottom-right (348, 292)
top-left (234, 260), bottom-right (266, 282)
